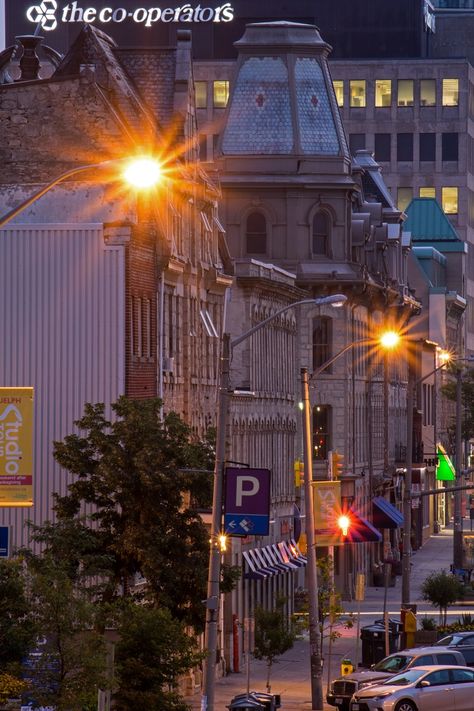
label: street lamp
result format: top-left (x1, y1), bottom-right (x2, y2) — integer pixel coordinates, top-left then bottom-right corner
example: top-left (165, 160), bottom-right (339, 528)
top-left (0, 155), bottom-right (163, 229)
top-left (400, 350), bottom-right (468, 607)
top-left (202, 293), bottom-right (347, 711)
top-left (301, 328), bottom-right (399, 711)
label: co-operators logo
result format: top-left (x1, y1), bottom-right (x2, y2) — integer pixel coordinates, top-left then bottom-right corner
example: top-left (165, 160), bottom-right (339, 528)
top-left (26, 0), bottom-right (58, 30)
top-left (26, 1), bottom-right (235, 30)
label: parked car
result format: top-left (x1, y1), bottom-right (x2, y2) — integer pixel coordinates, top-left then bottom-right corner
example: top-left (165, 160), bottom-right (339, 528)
top-left (327, 647), bottom-right (466, 711)
top-left (435, 631), bottom-right (474, 665)
top-left (349, 664), bottom-right (474, 711)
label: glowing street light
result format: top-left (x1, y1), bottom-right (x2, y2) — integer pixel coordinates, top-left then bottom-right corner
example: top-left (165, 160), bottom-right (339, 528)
top-left (379, 330), bottom-right (400, 350)
top-left (123, 157), bottom-right (163, 188)
top-left (337, 514), bottom-right (351, 537)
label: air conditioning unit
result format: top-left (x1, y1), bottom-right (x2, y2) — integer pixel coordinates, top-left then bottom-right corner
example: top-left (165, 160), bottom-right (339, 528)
top-left (162, 356), bottom-right (175, 373)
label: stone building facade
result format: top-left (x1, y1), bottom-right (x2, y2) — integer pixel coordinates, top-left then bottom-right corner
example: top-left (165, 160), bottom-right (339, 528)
top-left (0, 27), bottom-right (232, 549)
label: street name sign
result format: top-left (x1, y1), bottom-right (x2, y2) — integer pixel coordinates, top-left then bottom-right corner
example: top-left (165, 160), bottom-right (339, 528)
top-left (224, 467), bottom-right (271, 536)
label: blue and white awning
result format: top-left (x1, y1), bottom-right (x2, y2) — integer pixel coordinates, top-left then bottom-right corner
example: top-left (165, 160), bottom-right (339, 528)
top-left (243, 539), bottom-right (307, 580)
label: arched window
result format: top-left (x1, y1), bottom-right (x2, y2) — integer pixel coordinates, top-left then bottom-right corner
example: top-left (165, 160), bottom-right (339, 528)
top-left (313, 316), bottom-right (332, 371)
top-left (312, 212), bottom-right (330, 255)
top-left (246, 212), bottom-right (267, 255)
top-left (313, 405), bottom-right (331, 460)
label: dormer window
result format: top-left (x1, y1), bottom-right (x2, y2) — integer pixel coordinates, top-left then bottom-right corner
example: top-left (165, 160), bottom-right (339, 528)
top-left (312, 212), bottom-right (330, 256)
top-left (246, 212), bottom-right (267, 255)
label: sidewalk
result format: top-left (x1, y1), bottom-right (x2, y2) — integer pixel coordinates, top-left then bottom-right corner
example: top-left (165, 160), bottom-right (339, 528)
top-left (185, 523), bottom-right (474, 710)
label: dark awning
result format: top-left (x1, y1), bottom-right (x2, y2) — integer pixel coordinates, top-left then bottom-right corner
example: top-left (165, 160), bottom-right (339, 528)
top-left (346, 511), bottom-right (382, 543)
top-left (242, 540), bottom-right (306, 580)
top-left (372, 497), bottom-right (404, 529)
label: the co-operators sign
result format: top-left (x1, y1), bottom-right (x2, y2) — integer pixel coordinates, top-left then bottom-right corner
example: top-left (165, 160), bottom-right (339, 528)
top-left (224, 467), bottom-right (271, 536)
top-left (0, 388), bottom-right (34, 507)
top-left (26, 1), bottom-right (235, 31)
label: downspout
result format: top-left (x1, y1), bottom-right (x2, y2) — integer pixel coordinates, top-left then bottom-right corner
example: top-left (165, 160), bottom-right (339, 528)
top-left (158, 270), bottom-right (165, 420)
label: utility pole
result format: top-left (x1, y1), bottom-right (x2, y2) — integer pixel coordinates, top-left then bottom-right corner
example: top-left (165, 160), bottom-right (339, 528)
top-left (301, 368), bottom-right (324, 711)
top-left (402, 350), bottom-right (414, 608)
top-left (453, 369), bottom-right (463, 569)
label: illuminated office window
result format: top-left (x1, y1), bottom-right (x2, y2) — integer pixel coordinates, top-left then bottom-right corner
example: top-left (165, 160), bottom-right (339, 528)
top-left (350, 80), bottom-right (366, 108)
top-left (333, 80), bottom-right (344, 107)
top-left (375, 80), bottom-right (391, 107)
top-left (420, 187), bottom-right (436, 198)
top-left (398, 80), bottom-right (414, 107)
top-left (442, 79), bottom-right (459, 106)
top-left (213, 80), bottom-right (230, 108)
top-left (442, 187), bottom-right (458, 214)
top-left (195, 81), bottom-right (207, 109)
top-left (420, 79), bottom-right (436, 106)
top-left (397, 187), bottom-right (413, 212)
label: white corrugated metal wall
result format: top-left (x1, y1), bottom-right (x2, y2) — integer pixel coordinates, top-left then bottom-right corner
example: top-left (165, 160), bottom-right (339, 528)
top-left (0, 223), bottom-right (125, 550)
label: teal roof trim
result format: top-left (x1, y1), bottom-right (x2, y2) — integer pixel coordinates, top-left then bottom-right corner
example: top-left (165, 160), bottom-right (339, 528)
top-left (412, 246), bottom-right (447, 265)
top-left (404, 198), bottom-right (462, 242)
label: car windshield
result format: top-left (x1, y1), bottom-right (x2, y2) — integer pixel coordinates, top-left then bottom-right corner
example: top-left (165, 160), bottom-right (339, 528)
top-left (435, 634), bottom-right (461, 645)
top-left (383, 669), bottom-right (426, 686)
top-left (373, 655), bottom-right (413, 672)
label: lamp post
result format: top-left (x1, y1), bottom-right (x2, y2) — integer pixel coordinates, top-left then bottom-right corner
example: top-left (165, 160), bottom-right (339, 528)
top-left (202, 294), bottom-right (347, 711)
top-left (301, 329), bottom-right (399, 710)
top-left (0, 156), bottom-right (162, 229)
top-left (401, 352), bottom-right (466, 607)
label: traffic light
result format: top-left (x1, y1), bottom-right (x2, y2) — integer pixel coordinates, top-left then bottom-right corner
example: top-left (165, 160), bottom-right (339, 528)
top-left (332, 450), bottom-right (344, 479)
top-left (337, 514), bottom-right (351, 537)
top-left (294, 458), bottom-right (304, 487)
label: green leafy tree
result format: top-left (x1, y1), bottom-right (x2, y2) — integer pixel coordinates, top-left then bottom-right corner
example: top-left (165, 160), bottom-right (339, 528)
top-left (25, 555), bottom-right (107, 711)
top-left (253, 595), bottom-right (296, 693)
top-left (114, 603), bottom-right (202, 711)
top-left (30, 397), bottom-right (222, 631)
top-left (421, 570), bottom-right (464, 626)
top-left (0, 559), bottom-right (36, 674)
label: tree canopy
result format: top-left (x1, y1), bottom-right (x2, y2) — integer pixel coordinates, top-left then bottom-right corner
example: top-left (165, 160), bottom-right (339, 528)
top-left (30, 396), bottom-right (215, 630)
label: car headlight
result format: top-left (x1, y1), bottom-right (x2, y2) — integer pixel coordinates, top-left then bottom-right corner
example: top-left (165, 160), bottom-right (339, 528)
top-left (366, 691), bottom-right (392, 700)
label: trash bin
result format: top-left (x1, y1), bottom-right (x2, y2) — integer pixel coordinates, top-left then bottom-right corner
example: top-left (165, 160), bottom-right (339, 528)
top-left (227, 695), bottom-right (264, 711)
top-left (228, 692), bottom-right (281, 711)
top-left (374, 618), bottom-right (403, 652)
top-left (360, 624), bottom-right (386, 667)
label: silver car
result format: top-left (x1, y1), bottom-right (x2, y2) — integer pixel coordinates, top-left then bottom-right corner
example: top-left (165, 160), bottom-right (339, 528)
top-left (350, 665), bottom-right (474, 711)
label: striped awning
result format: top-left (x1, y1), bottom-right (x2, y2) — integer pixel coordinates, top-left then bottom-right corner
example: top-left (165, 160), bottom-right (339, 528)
top-left (243, 539), bottom-right (307, 580)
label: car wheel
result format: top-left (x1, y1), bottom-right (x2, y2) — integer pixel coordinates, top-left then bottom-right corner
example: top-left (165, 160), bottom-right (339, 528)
top-left (395, 701), bottom-right (417, 711)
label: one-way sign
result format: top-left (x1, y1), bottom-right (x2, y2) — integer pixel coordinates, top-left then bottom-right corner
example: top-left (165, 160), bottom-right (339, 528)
top-left (224, 467), bottom-right (271, 536)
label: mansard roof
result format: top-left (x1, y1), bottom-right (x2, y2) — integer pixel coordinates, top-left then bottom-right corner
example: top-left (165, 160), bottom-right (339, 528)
top-left (221, 21), bottom-right (349, 160)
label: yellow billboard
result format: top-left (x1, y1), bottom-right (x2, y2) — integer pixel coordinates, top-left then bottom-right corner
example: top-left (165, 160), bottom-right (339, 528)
top-left (0, 388), bottom-right (34, 506)
top-left (313, 480), bottom-right (343, 546)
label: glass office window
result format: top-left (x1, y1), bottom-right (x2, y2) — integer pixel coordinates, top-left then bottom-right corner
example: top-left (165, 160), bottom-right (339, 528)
top-left (398, 79), bottom-right (414, 106)
top-left (442, 79), bottom-right (459, 106)
top-left (420, 133), bottom-right (436, 161)
top-left (213, 80), bottom-right (230, 108)
top-left (397, 187), bottom-right (413, 211)
top-left (375, 80), bottom-right (392, 107)
top-left (333, 80), bottom-right (344, 107)
top-left (195, 81), bottom-right (207, 109)
top-left (349, 133), bottom-right (365, 155)
top-left (442, 187), bottom-right (459, 214)
top-left (420, 187), bottom-right (436, 198)
top-left (374, 133), bottom-right (391, 162)
top-left (442, 133), bottom-right (459, 161)
top-left (397, 133), bottom-right (413, 161)
top-left (350, 80), bottom-right (366, 107)
top-left (420, 79), bottom-right (436, 106)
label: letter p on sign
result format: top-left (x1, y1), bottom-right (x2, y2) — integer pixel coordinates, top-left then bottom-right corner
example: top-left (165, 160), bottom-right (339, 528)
top-left (236, 476), bottom-right (260, 507)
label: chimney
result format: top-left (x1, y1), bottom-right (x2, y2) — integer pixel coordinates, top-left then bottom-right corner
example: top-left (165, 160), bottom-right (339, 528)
top-left (16, 35), bottom-right (43, 81)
